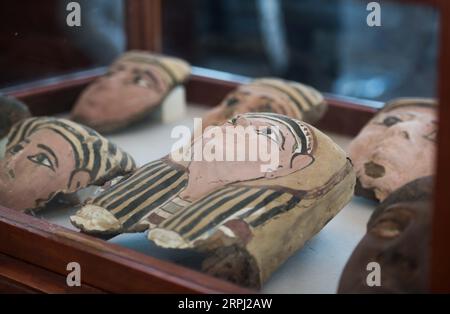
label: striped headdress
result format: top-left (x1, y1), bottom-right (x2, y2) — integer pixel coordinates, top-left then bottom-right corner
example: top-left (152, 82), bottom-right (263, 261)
top-left (241, 112), bottom-right (314, 156)
top-left (77, 159), bottom-right (188, 233)
top-left (118, 50), bottom-right (191, 87)
top-left (7, 117), bottom-right (136, 185)
top-left (249, 78), bottom-right (326, 123)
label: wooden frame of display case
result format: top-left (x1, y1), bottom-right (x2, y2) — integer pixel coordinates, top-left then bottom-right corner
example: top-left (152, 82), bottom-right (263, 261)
top-left (0, 0), bottom-right (449, 293)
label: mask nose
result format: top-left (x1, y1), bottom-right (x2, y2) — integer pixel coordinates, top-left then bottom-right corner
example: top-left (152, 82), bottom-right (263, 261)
top-left (384, 123), bottom-right (412, 140)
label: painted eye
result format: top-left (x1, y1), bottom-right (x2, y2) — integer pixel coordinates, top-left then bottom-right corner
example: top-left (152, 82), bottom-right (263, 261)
top-left (27, 153), bottom-right (54, 171)
top-left (383, 116), bottom-right (402, 127)
top-left (257, 127), bottom-right (277, 144)
top-left (226, 97), bottom-right (239, 107)
top-left (134, 76), bottom-right (151, 88)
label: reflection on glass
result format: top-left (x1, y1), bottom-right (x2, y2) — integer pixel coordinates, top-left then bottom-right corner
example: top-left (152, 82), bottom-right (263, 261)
top-left (0, 0), bottom-right (125, 88)
top-left (163, 0), bottom-right (439, 102)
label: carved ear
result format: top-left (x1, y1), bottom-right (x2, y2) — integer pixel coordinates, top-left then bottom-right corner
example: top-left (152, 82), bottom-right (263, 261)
top-left (68, 169), bottom-right (91, 192)
top-left (290, 154), bottom-right (314, 171)
top-left (265, 154), bottom-right (314, 178)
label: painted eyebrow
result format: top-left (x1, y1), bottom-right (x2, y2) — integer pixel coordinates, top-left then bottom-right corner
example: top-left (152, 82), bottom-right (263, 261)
top-left (142, 70), bottom-right (160, 87)
top-left (260, 96), bottom-right (275, 102)
top-left (37, 144), bottom-right (59, 168)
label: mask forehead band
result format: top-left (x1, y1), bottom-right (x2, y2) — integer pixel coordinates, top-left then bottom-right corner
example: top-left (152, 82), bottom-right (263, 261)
top-left (241, 113), bottom-right (313, 155)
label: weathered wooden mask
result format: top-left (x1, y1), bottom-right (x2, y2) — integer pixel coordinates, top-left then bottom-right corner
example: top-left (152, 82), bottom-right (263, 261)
top-left (338, 176), bottom-right (432, 293)
top-left (0, 117), bottom-right (136, 212)
top-left (71, 51), bottom-right (191, 133)
top-left (348, 98), bottom-right (437, 201)
top-left (202, 78), bottom-right (327, 130)
top-left (71, 113), bottom-right (355, 288)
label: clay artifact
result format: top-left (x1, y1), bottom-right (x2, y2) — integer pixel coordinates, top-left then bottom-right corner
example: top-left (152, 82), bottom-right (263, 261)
top-left (348, 98), bottom-right (437, 201)
top-left (71, 113), bottom-right (355, 288)
top-left (71, 51), bottom-right (191, 133)
top-left (0, 117), bottom-right (136, 212)
top-left (202, 78), bottom-right (327, 130)
top-left (338, 176), bottom-right (433, 293)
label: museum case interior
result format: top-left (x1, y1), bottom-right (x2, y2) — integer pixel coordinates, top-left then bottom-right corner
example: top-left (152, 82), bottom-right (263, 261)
top-left (0, 0), bottom-right (449, 294)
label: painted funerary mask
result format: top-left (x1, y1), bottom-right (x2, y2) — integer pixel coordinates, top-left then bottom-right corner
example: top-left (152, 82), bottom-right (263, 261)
top-left (338, 176), bottom-right (433, 293)
top-left (71, 51), bottom-right (191, 133)
top-left (348, 98), bottom-right (437, 201)
top-left (202, 78), bottom-right (327, 130)
top-left (71, 113), bottom-right (355, 288)
top-left (0, 117), bottom-right (136, 212)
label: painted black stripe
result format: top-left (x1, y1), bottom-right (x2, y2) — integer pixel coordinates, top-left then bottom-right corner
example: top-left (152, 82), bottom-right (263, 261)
top-left (106, 167), bottom-right (175, 212)
top-left (177, 187), bottom-right (252, 234)
top-left (96, 161), bottom-right (165, 206)
top-left (90, 140), bottom-right (102, 179)
top-left (258, 83), bottom-right (311, 112)
top-left (114, 170), bottom-right (185, 219)
top-left (7, 121), bottom-right (26, 145)
top-left (237, 190), bottom-right (284, 219)
top-left (105, 159), bottom-right (112, 172)
top-left (264, 114), bottom-right (309, 154)
top-left (153, 59), bottom-right (177, 85)
top-left (164, 186), bottom-right (237, 229)
top-left (186, 189), bottom-right (267, 240)
top-left (291, 85), bottom-right (315, 109)
top-left (80, 143), bottom-right (90, 169)
top-left (19, 118), bottom-right (35, 141)
top-left (108, 142), bottom-right (117, 156)
top-left (122, 179), bottom-right (187, 230)
top-left (50, 128), bottom-right (81, 169)
top-left (249, 195), bottom-right (301, 227)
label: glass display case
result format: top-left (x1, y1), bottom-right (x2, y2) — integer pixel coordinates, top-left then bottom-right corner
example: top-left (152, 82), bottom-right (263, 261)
top-left (0, 0), bottom-right (449, 293)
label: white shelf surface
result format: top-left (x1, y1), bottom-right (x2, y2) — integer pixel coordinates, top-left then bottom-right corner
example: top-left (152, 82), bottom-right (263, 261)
top-left (41, 105), bottom-right (376, 294)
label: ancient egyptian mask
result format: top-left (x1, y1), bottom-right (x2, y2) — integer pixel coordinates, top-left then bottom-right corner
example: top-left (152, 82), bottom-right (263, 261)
top-left (0, 117), bottom-right (136, 212)
top-left (0, 95), bottom-right (31, 157)
top-left (348, 98), bottom-right (437, 201)
top-left (71, 113), bottom-right (355, 288)
top-left (338, 176), bottom-right (433, 293)
top-left (202, 78), bottom-right (327, 130)
top-left (71, 51), bottom-right (191, 133)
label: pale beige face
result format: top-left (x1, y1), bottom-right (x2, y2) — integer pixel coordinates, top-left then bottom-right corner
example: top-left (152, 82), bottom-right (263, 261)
top-left (349, 105), bottom-right (437, 201)
top-left (179, 115), bottom-right (314, 202)
top-left (72, 60), bottom-right (170, 129)
top-left (0, 129), bottom-right (89, 211)
top-left (202, 85), bottom-right (300, 130)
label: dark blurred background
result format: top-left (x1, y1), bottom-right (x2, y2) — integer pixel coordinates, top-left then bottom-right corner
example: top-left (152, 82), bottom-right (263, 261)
top-left (0, 0), bottom-right (440, 102)
top-left (163, 0), bottom-right (440, 102)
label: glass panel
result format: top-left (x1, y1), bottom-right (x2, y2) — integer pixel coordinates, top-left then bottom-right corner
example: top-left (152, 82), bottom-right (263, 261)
top-left (163, 0), bottom-right (439, 104)
top-left (0, 0), bottom-right (126, 88)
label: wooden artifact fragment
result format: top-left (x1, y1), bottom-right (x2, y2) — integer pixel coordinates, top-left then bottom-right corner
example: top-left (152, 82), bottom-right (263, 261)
top-left (71, 113), bottom-right (355, 288)
top-left (0, 117), bottom-right (136, 212)
top-left (338, 176), bottom-right (433, 293)
top-left (348, 98), bottom-right (437, 201)
top-left (202, 78), bottom-right (327, 130)
top-left (71, 51), bottom-right (191, 133)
